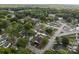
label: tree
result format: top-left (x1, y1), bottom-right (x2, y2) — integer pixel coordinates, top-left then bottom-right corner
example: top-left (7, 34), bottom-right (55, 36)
top-left (0, 48), bottom-right (10, 54)
top-left (6, 21), bottom-right (23, 36)
top-left (5, 21), bottom-right (21, 45)
top-left (14, 11), bottom-right (25, 19)
top-left (0, 19), bottom-right (9, 29)
top-left (55, 37), bottom-right (61, 45)
top-left (54, 16), bottom-right (58, 22)
top-left (45, 27), bottom-right (53, 35)
top-left (39, 37), bottom-right (49, 49)
top-left (61, 37), bottom-right (69, 47)
top-left (8, 17), bottom-right (18, 22)
top-left (27, 29), bottom-right (36, 36)
top-left (24, 21), bottom-right (34, 30)
top-left (0, 47), bottom-right (32, 54)
top-left (9, 48), bottom-right (17, 54)
top-left (40, 16), bottom-right (46, 23)
top-left (16, 37), bottom-right (28, 48)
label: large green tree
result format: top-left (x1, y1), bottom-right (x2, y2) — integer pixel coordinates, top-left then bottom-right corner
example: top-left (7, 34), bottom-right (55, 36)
top-left (16, 37), bottom-right (28, 48)
top-left (61, 37), bottom-right (69, 47)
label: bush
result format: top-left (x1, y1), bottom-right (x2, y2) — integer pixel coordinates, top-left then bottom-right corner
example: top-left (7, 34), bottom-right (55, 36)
top-left (56, 48), bottom-right (70, 54)
top-left (0, 48), bottom-right (16, 54)
top-left (44, 49), bottom-right (56, 54)
top-left (16, 48), bottom-right (32, 54)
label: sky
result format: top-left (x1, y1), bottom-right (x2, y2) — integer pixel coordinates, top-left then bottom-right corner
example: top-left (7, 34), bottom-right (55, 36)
top-left (0, 0), bottom-right (79, 4)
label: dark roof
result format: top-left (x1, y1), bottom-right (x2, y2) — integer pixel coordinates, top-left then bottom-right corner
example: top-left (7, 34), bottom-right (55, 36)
top-left (35, 35), bottom-right (43, 44)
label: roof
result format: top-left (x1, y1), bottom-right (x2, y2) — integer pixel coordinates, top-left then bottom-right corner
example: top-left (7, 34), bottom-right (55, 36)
top-left (76, 27), bottom-right (79, 30)
top-left (34, 35), bottom-right (43, 44)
